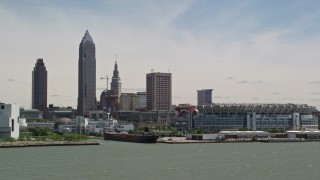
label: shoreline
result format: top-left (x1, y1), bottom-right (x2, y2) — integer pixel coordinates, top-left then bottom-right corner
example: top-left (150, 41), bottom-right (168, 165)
top-left (156, 137), bottom-right (320, 144)
top-left (0, 141), bottom-right (99, 148)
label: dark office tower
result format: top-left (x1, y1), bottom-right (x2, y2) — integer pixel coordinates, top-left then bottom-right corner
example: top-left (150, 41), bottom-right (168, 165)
top-left (146, 72), bottom-right (172, 111)
top-left (32, 59), bottom-right (47, 115)
top-left (77, 30), bottom-right (96, 116)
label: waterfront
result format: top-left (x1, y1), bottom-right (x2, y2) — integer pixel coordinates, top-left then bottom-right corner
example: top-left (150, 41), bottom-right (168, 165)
top-left (1, 141), bottom-right (320, 180)
top-left (0, 140), bottom-right (99, 148)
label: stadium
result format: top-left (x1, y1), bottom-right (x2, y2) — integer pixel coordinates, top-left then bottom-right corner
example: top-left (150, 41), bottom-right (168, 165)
top-left (173, 103), bottom-right (318, 131)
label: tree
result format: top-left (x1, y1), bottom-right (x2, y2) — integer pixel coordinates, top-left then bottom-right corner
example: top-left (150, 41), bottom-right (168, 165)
top-left (28, 127), bottom-right (51, 136)
top-left (95, 132), bottom-right (102, 137)
top-left (48, 133), bottom-right (63, 141)
top-left (19, 132), bottom-right (32, 141)
top-left (265, 128), bottom-right (284, 133)
top-left (171, 129), bottom-right (178, 137)
top-left (196, 129), bottom-right (204, 134)
top-left (239, 127), bottom-right (250, 131)
top-left (40, 136), bottom-right (47, 143)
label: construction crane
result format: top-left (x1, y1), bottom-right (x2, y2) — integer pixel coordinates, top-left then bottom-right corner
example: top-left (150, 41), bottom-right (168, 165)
top-left (100, 75), bottom-right (109, 90)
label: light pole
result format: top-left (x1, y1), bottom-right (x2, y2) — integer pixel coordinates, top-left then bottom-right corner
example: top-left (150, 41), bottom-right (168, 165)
top-left (107, 112), bottom-right (110, 132)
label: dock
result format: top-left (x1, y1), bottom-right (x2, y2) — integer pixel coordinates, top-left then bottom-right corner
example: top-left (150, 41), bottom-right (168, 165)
top-left (157, 137), bottom-right (218, 144)
top-left (157, 137), bottom-right (307, 144)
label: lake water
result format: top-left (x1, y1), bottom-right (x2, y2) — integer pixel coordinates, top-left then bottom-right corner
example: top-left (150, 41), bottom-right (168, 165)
top-left (1, 140), bottom-right (320, 180)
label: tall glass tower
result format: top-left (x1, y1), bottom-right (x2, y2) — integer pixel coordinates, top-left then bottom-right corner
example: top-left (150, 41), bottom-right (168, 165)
top-left (32, 58), bottom-right (47, 115)
top-left (77, 30), bottom-right (96, 116)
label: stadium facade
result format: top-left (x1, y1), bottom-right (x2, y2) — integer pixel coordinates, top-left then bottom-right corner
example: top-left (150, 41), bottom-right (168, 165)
top-left (173, 103), bottom-right (318, 131)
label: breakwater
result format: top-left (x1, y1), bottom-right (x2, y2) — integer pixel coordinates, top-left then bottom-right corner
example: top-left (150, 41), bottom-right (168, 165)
top-left (0, 141), bottom-right (99, 148)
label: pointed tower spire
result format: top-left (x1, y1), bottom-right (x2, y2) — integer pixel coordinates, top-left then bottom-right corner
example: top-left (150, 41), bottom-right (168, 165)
top-left (111, 55), bottom-right (121, 97)
top-left (113, 55), bottom-right (119, 77)
top-left (81, 30), bottom-right (94, 43)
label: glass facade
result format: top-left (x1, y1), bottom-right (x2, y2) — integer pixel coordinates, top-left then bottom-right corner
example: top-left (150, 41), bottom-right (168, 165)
top-left (253, 114), bottom-right (292, 131)
top-left (300, 115), bottom-right (319, 130)
top-left (194, 115), bottom-right (245, 131)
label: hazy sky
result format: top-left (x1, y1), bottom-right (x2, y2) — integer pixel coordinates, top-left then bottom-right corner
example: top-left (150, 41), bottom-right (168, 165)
top-left (1, 0), bottom-right (320, 109)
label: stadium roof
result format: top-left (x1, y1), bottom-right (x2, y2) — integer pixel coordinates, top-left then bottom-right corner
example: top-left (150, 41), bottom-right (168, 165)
top-left (197, 103), bottom-right (317, 114)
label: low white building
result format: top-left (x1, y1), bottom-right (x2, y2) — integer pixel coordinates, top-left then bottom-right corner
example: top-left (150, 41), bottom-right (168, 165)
top-left (19, 118), bottom-right (27, 131)
top-left (75, 116), bottom-right (89, 134)
top-left (54, 118), bottom-right (73, 134)
top-left (287, 130), bottom-right (320, 139)
top-left (0, 104), bottom-right (20, 139)
top-left (116, 124), bottom-right (134, 132)
top-left (87, 119), bottom-right (118, 134)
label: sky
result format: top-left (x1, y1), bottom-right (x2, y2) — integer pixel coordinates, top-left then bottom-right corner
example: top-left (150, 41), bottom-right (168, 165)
top-left (1, 0), bottom-right (320, 109)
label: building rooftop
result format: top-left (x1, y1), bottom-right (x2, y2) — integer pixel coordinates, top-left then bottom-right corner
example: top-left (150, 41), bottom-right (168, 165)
top-left (55, 118), bottom-right (72, 125)
top-left (23, 109), bottom-right (42, 113)
top-left (197, 103), bottom-right (317, 114)
top-left (81, 30), bottom-right (94, 43)
top-left (197, 89), bottom-right (213, 91)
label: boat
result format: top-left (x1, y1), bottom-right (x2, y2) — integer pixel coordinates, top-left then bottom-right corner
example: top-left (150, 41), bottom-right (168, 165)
top-left (104, 132), bottom-right (159, 143)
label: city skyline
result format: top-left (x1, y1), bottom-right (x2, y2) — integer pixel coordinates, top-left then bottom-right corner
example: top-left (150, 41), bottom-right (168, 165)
top-left (1, 1), bottom-right (320, 109)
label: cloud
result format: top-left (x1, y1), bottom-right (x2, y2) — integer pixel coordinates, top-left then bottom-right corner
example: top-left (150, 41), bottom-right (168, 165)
top-left (237, 81), bottom-right (248, 84)
top-left (277, 98), bottom-right (297, 101)
top-left (7, 79), bottom-right (15, 82)
top-left (122, 87), bottom-right (145, 92)
top-left (226, 77), bottom-right (235, 80)
top-left (1, 0), bottom-right (320, 108)
top-left (309, 99), bottom-right (320, 102)
top-left (215, 96), bottom-right (231, 99)
top-left (309, 81), bottom-right (320, 84)
top-left (97, 87), bottom-right (107, 91)
top-left (310, 92), bottom-right (320, 95)
top-left (252, 81), bottom-right (263, 84)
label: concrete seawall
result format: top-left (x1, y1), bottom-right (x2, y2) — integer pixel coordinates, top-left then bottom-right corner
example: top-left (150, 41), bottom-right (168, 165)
top-left (157, 137), bottom-right (308, 144)
top-left (0, 141), bottom-right (99, 148)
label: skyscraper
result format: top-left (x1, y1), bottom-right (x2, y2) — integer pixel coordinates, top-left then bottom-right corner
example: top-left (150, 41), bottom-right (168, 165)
top-left (197, 89), bottom-right (213, 105)
top-left (77, 30), bottom-right (96, 116)
top-left (146, 72), bottom-right (172, 111)
top-left (32, 58), bottom-right (47, 115)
